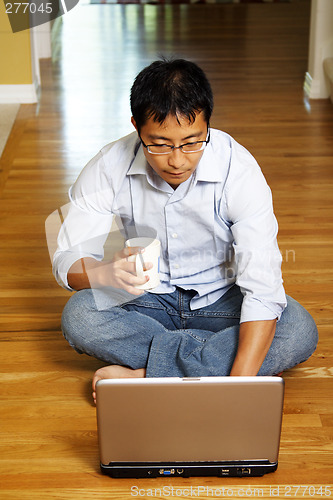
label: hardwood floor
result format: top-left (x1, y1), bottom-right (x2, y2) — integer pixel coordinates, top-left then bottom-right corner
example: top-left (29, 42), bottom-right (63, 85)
top-left (1, 0), bottom-right (332, 497)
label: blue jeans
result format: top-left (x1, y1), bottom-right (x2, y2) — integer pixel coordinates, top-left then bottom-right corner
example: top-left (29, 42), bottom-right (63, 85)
top-left (61, 285), bottom-right (318, 377)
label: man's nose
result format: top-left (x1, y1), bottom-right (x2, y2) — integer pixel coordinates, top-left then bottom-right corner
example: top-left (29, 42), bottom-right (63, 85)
top-left (168, 148), bottom-right (186, 169)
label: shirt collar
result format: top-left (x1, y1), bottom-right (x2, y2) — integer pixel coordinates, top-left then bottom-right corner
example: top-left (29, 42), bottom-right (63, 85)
top-left (127, 129), bottom-right (228, 185)
top-left (127, 142), bottom-right (148, 176)
top-left (127, 142), bottom-right (174, 193)
top-left (194, 138), bottom-right (226, 183)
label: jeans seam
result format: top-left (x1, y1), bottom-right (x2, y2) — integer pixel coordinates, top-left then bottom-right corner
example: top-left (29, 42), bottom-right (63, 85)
top-left (187, 333), bottom-right (207, 343)
top-left (179, 289), bottom-right (186, 329)
top-left (182, 311), bottom-right (241, 319)
top-left (122, 301), bottom-right (176, 315)
top-left (183, 343), bottom-right (205, 360)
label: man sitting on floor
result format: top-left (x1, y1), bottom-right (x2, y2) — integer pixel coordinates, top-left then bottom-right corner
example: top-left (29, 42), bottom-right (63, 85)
top-left (52, 58), bottom-right (318, 402)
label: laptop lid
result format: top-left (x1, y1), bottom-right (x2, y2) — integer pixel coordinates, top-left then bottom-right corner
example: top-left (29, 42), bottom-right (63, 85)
top-left (96, 376), bottom-right (284, 477)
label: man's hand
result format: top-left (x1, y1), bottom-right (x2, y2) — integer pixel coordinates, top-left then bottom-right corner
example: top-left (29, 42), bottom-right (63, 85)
top-left (67, 247), bottom-right (152, 295)
top-left (229, 319), bottom-right (277, 376)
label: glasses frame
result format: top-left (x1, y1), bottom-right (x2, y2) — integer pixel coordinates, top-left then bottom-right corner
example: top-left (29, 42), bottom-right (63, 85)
top-left (139, 127), bottom-right (211, 155)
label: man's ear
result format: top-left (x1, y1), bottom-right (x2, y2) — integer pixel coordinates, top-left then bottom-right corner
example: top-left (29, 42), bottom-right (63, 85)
top-left (131, 117), bottom-right (138, 132)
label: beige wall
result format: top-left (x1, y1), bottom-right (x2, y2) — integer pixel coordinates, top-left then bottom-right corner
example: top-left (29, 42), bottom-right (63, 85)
top-left (0, 1), bottom-right (32, 85)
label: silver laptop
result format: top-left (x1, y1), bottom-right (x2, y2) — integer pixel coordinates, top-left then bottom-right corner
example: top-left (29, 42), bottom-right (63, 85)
top-left (96, 376), bottom-right (284, 478)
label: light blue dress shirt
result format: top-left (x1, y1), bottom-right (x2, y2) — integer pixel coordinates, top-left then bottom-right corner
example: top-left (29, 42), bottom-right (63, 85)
top-left (53, 129), bottom-right (287, 323)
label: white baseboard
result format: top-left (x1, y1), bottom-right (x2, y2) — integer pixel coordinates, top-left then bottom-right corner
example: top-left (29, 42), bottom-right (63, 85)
top-left (0, 82), bottom-right (39, 103)
top-left (304, 70), bottom-right (331, 100)
top-left (323, 58), bottom-right (333, 104)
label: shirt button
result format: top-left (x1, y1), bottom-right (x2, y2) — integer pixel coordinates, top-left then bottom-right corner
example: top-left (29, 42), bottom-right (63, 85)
top-left (174, 264), bottom-right (180, 269)
top-left (172, 233), bottom-right (178, 238)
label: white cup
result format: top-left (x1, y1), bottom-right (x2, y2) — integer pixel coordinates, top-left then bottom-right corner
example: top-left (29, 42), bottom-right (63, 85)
top-left (125, 237), bottom-right (161, 290)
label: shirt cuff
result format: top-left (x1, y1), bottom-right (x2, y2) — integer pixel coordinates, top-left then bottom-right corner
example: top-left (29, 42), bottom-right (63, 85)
top-left (52, 251), bottom-right (95, 291)
top-left (240, 295), bottom-right (287, 323)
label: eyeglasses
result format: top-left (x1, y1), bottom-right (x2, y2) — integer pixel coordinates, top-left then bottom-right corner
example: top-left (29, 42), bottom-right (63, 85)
top-left (139, 129), bottom-right (210, 155)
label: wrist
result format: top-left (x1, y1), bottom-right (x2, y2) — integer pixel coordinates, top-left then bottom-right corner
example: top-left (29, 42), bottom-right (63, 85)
top-left (230, 357), bottom-right (259, 376)
top-left (229, 319), bottom-right (277, 376)
top-left (68, 258), bottom-right (106, 290)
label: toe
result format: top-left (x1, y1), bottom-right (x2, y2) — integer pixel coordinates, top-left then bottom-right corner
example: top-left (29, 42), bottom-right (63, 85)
top-left (92, 369), bottom-right (103, 391)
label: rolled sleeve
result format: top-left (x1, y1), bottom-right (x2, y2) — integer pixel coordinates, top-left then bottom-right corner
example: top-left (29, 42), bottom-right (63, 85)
top-left (52, 198), bottom-right (114, 290)
top-left (235, 242), bottom-right (287, 323)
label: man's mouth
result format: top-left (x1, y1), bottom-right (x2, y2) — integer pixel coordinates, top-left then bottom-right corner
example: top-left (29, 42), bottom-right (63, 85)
top-left (167, 171), bottom-right (186, 176)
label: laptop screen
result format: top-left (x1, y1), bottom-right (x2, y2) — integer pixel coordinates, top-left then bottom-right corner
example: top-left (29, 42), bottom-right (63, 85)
top-left (96, 377), bottom-right (284, 467)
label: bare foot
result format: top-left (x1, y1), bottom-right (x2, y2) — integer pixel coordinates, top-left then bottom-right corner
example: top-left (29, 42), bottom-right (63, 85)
top-left (92, 365), bottom-right (146, 404)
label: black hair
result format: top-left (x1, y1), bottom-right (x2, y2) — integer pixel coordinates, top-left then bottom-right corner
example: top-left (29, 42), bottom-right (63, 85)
top-left (130, 58), bottom-right (214, 131)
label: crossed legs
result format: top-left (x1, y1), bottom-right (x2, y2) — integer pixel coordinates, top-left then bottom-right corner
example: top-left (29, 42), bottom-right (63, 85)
top-left (61, 286), bottom-right (318, 402)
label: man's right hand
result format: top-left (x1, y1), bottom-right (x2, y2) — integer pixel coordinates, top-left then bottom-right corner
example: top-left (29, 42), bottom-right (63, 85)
top-left (67, 247), bottom-right (152, 295)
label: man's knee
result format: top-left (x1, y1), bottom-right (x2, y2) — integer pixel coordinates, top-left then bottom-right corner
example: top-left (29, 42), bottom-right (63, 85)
top-left (61, 289), bottom-right (96, 343)
top-left (280, 296), bottom-right (318, 362)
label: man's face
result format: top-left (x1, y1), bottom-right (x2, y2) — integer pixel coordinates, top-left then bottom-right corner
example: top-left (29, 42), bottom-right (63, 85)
top-left (132, 112), bottom-right (208, 190)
